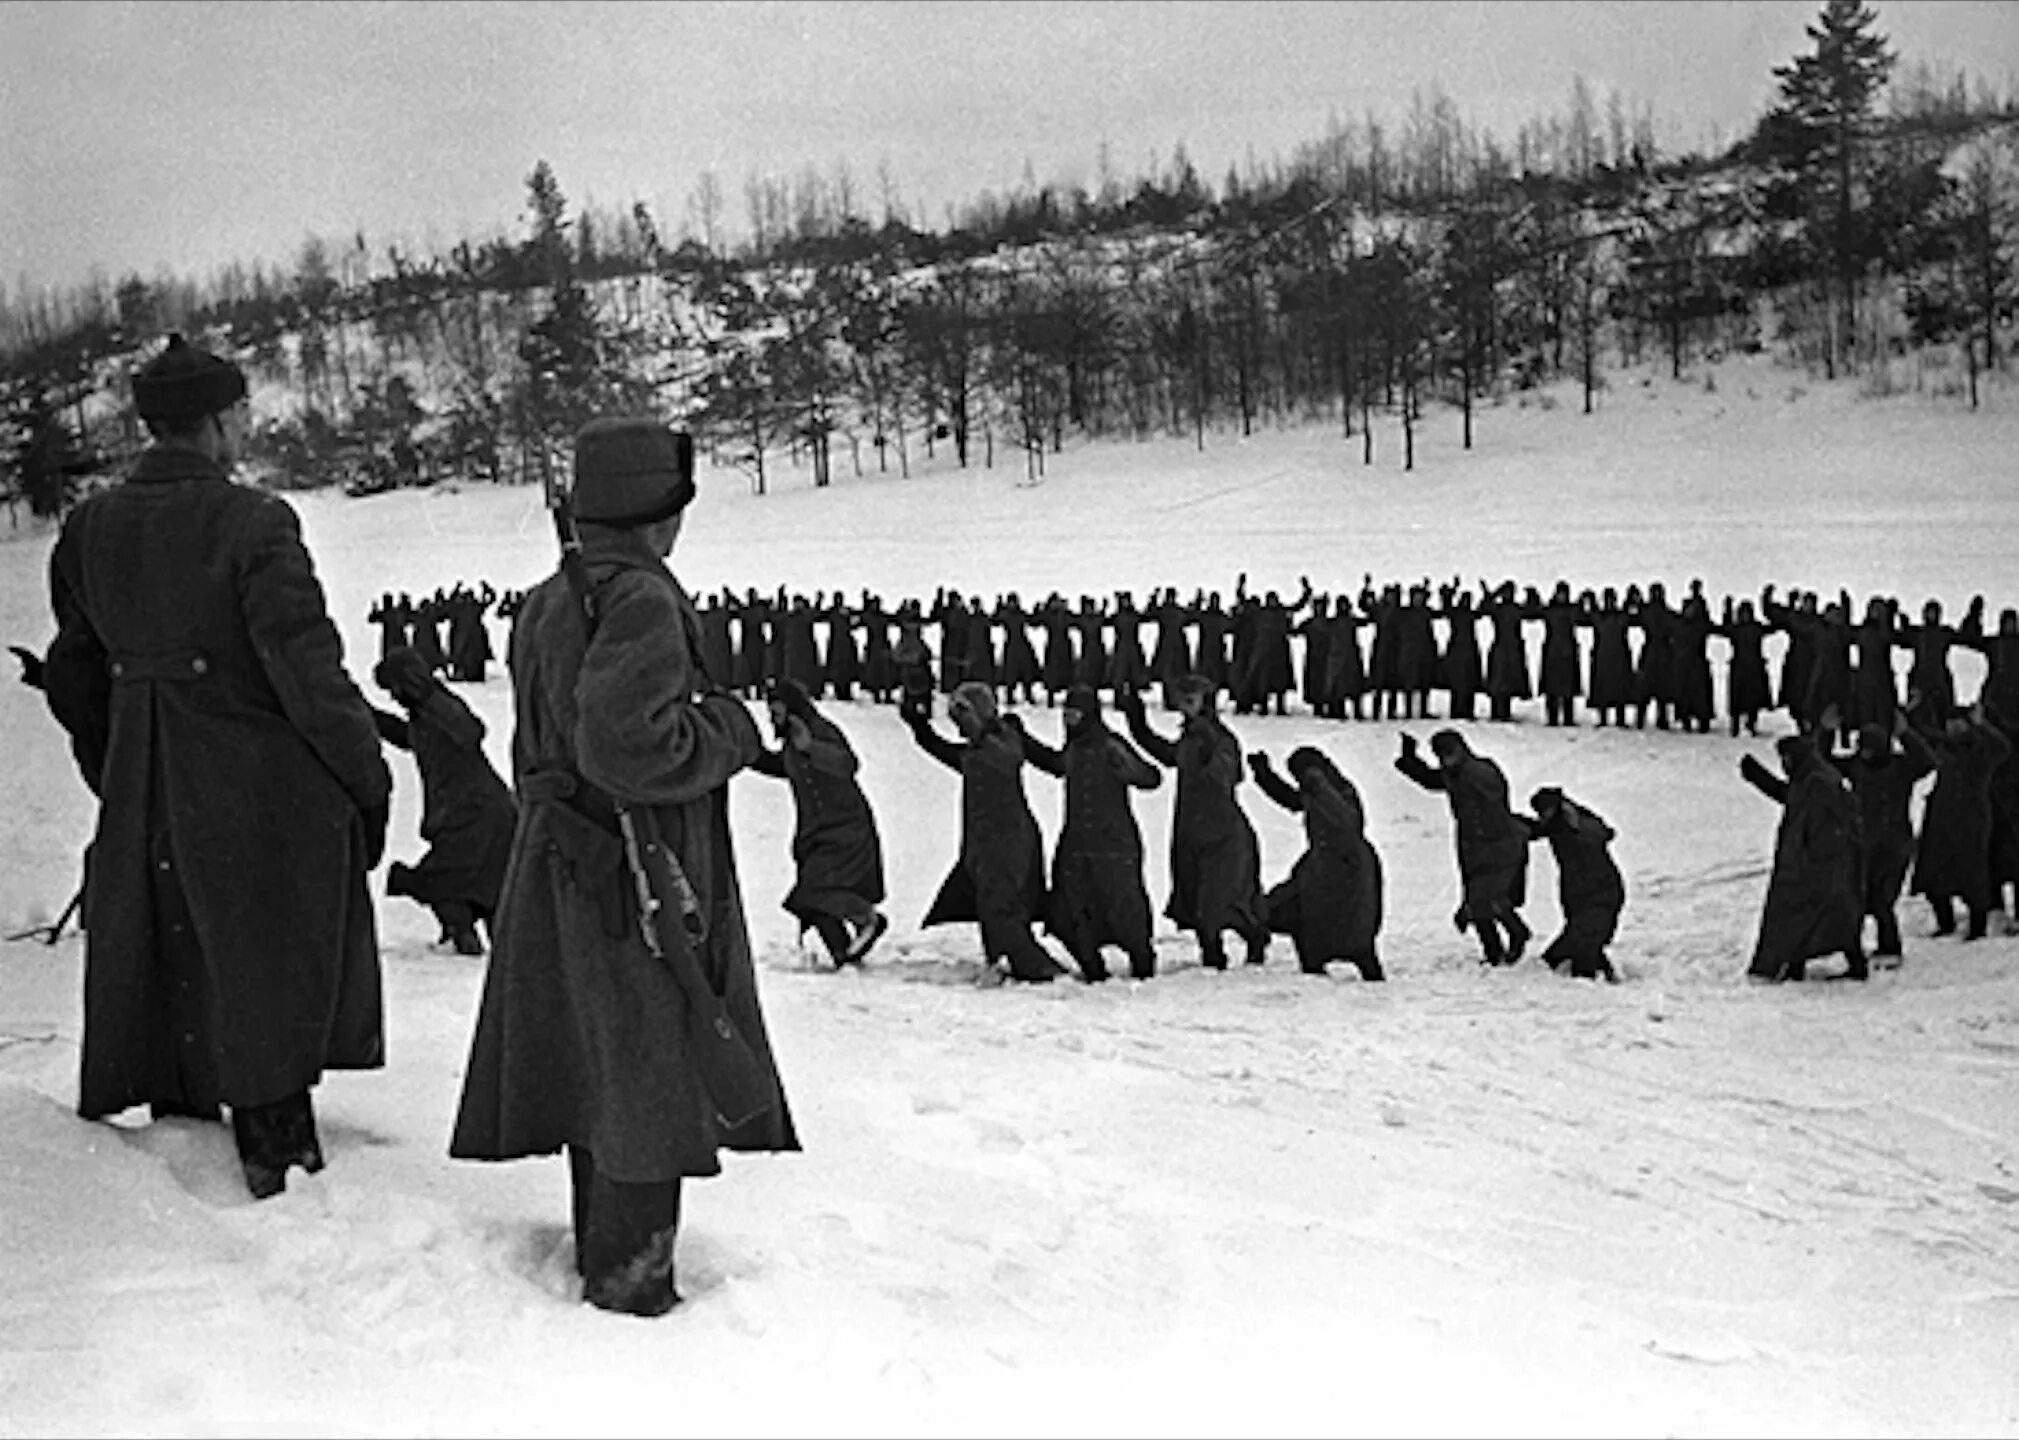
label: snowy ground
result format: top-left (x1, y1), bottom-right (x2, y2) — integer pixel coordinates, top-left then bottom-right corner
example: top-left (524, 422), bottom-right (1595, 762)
top-left (3, 356), bottom-right (2018, 1438)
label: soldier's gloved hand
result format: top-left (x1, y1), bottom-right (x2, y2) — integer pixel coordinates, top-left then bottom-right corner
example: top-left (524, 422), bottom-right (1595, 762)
top-left (361, 800), bottom-right (389, 870)
top-left (1246, 750), bottom-right (1269, 778)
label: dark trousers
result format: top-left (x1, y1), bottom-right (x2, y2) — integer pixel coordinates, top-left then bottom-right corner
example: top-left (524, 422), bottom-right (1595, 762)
top-left (567, 1145), bottom-right (683, 1316)
top-left (1930, 894), bottom-right (1989, 940)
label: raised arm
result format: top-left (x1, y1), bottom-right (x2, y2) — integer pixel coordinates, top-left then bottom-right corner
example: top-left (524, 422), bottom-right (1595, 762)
top-left (1738, 753), bottom-right (1788, 805)
top-left (1393, 734), bottom-right (1446, 792)
top-left (1246, 751), bottom-right (1303, 812)
top-left (905, 711), bottom-right (967, 775)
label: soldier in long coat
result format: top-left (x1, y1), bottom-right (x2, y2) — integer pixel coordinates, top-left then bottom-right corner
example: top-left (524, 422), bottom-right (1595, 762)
top-left (1362, 580), bottom-right (1403, 719)
top-left (1519, 788), bottom-right (1624, 981)
top-left (373, 646), bottom-right (518, 956)
top-left (1192, 591), bottom-right (1232, 693)
top-left (731, 587), bottom-right (769, 697)
top-left (1249, 747), bottom-right (1385, 980)
top-left (44, 334), bottom-right (390, 1201)
top-left (1106, 591), bottom-right (1152, 698)
top-left (1740, 734), bottom-right (1866, 981)
top-left (1632, 581), bottom-right (1679, 730)
top-left (1762, 585), bottom-right (1819, 728)
top-left (1848, 596), bottom-right (1901, 735)
top-left (892, 605), bottom-right (937, 723)
top-left (1801, 594), bottom-right (1857, 746)
top-left (1713, 596), bottom-right (1774, 736)
top-left (1394, 581), bottom-right (1440, 721)
top-left (1482, 582), bottom-right (1532, 722)
top-left (821, 592), bottom-right (862, 702)
top-left (776, 593), bottom-right (824, 695)
top-left (1148, 587), bottom-right (1194, 707)
top-left (996, 593), bottom-right (1042, 705)
top-left (1435, 580), bottom-right (1484, 722)
top-left (409, 588), bottom-right (449, 674)
top-left (906, 681), bottom-right (1067, 982)
top-left (446, 581), bottom-right (497, 682)
top-left (368, 590), bottom-right (412, 661)
top-left (750, 678), bottom-right (887, 967)
top-left (1671, 582), bottom-right (1716, 733)
top-left (1037, 594), bottom-right (1076, 702)
top-left (1910, 706), bottom-right (2011, 939)
top-left (1537, 582), bottom-right (1585, 727)
top-left (934, 587), bottom-right (975, 694)
top-left (1966, 608), bottom-right (2019, 725)
top-left (1023, 684), bottom-right (1162, 981)
top-left (1820, 707), bottom-right (1936, 963)
top-left (858, 589), bottom-right (896, 703)
top-left (1071, 594), bottom-right (1110, 693)
top-left (450, 417), bottom-right (797, 1318)
top-left (1119, 677), bottom-right (1270, 970)
top-left (1396, 729), bottom-right (1532, 966)
top-left (696, 590), bottom-right (735, 688)
top-left (1582, 588), bottom-right (1636, 726)
top-left (1324, 594), bottom-right (1371, 721)
top-left (1895, 596), bottom-right (1979, 731)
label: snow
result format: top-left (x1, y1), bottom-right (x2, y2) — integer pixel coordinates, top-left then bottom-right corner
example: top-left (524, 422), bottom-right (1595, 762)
top-left (4, 355), bottom-right (2018, 1437)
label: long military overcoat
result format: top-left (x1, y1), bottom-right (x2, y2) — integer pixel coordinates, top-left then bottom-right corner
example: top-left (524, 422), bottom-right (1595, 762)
top-left (449, 531), bottom-right (797, 1183)
top-left (1742, 747), bottom-right (1863, 979)
top-left (1254, 758), bottom-right (1384, 974)
top-left (750, 704), bottom-right (886, 929)
top-left (45, 446), bottom-right (389, 1117)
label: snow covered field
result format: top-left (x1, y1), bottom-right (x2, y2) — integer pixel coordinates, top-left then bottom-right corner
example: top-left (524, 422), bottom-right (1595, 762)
top-left (3, 356), bottom-right (2018, 1438)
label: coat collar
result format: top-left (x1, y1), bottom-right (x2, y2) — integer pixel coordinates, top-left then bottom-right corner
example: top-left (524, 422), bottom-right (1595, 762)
top-left (127, 446), bottom-right (232, 486)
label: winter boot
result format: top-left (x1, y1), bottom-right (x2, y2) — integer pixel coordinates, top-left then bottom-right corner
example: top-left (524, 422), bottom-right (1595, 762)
top-left (232, 1091), bottom-right (325, 1201)
top-left (844, 909), bottom-right (889, 963)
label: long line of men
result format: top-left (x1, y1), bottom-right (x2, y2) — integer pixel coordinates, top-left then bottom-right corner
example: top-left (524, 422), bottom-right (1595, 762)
top-left (682, 576), bottom-right (2019, 738)
top-left (365, 575), bottom-right (2019, 742)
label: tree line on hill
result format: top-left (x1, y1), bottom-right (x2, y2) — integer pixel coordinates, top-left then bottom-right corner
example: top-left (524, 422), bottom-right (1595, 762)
top-left (2, 0), bottom-right (2015, 519)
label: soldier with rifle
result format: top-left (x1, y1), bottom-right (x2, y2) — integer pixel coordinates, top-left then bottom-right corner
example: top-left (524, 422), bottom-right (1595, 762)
top-left (449, 416), bottom-right (797, 1317)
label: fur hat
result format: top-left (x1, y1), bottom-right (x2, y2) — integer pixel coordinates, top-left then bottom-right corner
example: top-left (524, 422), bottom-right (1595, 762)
top-left (572, 417), bottom-right (696, 526)
top-left (766, 677), bottom-right (816, 719)
top-left (1062, 683), bottom-right (1102, 736)
top-left (133, 333), bottom-right (247, 424)
top-left (949, 681), bottom-right (998, 723)
top-left (1429, 728), bottom-right (1468, 759)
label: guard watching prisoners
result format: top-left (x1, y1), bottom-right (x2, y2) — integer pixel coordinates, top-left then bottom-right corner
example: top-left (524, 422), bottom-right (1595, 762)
top-left (44, 333), bottom-right (392, 1200)
top-left (449, 416), bottom-right (796, 1318)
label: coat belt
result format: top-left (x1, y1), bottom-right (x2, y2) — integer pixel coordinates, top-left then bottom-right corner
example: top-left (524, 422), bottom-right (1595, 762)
top-left (109, 650), bottom-right (213, 682)
top-left (520, 766), bottom-right (619, 830)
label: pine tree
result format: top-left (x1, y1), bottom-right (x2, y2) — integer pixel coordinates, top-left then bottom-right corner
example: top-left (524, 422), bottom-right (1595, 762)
top-left (1760, 0), bottom-right (1896, 375)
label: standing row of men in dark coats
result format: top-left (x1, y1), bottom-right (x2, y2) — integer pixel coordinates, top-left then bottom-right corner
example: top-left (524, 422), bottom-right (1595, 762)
top-left (677, 576), bottom-right (2019, 740)
top-left (367, 582), bottom-right (519, 683)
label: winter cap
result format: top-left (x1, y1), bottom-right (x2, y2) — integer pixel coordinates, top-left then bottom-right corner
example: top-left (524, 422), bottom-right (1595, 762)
top-left (1429, 728), bottom-right (1468, 759)
top-left (1062, 683), bottom-right (1102, 737)
top-left (572, 417), bottom-right (696, 527)
top-left (766, 677), bottom-right (817, 719)
top-left (1170, 673), bottom-right (1216, 704)
top-left (949, 681), bottom-right (998, 723)
top-left (133, 333), bottom-right (248, 424)
top-left (1529, 786), bottom-right (1564, 815)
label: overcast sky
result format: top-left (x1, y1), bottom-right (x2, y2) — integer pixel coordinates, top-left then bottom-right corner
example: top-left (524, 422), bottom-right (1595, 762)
top-left (4, 0), bottom-right (2016, 302)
